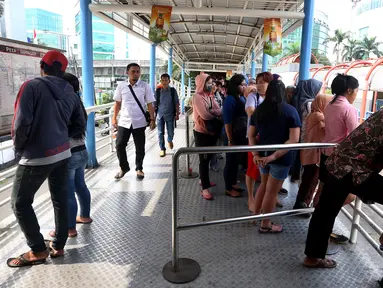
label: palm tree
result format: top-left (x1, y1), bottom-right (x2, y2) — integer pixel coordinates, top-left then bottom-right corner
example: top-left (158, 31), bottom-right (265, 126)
top-left (312, 49), bottom-right (332, 66)
top-left (284, 42), bottom-right (301, 56)
top-left (324, 29), bottom-right (350, 64)
top-left (355, 36), bottom-right (383, 59)
top-left (342, 38), bottom-right (360, 61)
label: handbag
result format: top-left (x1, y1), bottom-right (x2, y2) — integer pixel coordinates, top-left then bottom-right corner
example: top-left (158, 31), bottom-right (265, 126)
top-left (128, 84), bottom-right (151, 126)
top-left (205, 97), bottom-right (223, 135)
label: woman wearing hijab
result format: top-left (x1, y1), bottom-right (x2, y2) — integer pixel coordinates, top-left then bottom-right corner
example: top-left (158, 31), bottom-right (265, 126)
top-left (290, 79), bottom-right (322, 182)
top-left (193, 74), bottom-right (222, 200)
top-left (293, 94), bottom-right (332, 210)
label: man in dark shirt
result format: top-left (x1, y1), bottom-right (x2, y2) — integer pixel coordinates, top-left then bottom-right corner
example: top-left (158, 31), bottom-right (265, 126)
top-left (304, 109), bottom-right (383, 268)
top-left (7, 50), bottom-right (86, 267)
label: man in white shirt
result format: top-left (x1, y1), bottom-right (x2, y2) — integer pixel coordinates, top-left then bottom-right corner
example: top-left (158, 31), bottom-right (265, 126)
top-left (112, 63), bottom-right (156, 180)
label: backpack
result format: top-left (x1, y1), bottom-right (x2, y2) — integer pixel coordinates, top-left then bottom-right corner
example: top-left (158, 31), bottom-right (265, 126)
top-left (155, 87), bottom-right (177, 118)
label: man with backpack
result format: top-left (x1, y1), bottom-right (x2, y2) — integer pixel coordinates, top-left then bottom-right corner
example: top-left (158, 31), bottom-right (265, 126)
top-left (155, 73), bottom-right (180, 157)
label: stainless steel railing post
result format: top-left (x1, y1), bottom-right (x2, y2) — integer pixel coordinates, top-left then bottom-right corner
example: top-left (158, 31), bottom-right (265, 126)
top-left (180, 109), bottom-right (199, 179)
top-left (350, 197), bottom-right (362, 244)
top-left (162, 143), bottom-right (337, 284)
top-left (162, 151), bottom-right (201, 284)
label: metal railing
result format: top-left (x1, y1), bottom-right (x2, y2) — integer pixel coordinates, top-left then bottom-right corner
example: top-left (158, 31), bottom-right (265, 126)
top-left (179, 108), bottom-right (198, 179)
top-left (342, 198), bottom-right (383, 255)
top-left (162, 143), bottom-right (337, 284)
top-left (0, 103), bottom-right (115, 207)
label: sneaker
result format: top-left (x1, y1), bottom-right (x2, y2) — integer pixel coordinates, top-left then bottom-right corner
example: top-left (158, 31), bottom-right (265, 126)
top-left (160, 150), bottom-right (166, 157)
top-left (168, 142), bottom-right (174, 149)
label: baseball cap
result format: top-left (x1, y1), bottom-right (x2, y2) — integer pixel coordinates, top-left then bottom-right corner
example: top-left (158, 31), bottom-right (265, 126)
top-left (41, 50), bottom-right (68, 72)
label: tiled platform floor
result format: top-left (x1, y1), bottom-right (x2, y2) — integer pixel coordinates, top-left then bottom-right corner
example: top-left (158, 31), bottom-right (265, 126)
top-left (0, 118), bottom-right (382, 288)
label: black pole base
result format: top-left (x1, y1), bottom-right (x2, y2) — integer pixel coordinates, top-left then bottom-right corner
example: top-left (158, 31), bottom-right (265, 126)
top-left (162, 258), bottom-right (201, 284)
top-left (180, 171), bottom-right (199, 179)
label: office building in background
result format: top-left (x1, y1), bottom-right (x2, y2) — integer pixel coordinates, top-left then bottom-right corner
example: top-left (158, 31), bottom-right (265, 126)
top-left (25, 8), bottom-right (66, 50)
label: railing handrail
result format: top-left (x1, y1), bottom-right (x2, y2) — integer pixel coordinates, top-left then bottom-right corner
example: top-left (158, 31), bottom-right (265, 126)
top-left (86, 103), bottom-right (114, 114)
top-left (174, 143), bottom-right (337, 159)
top-left (162, 142), bottom-right (338, 284)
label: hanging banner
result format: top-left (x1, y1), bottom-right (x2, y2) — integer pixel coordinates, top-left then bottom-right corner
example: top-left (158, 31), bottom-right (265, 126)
top-left (263, 18), bottom-right (282, 57)
top-left (226, 70), bottom-right (233, 80)
top-left (149, 5), bottom-right (172, 43)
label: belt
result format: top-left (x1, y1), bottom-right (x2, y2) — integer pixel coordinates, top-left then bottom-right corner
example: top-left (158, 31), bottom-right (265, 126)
top-left (71, 145), bottom-right (86, 153)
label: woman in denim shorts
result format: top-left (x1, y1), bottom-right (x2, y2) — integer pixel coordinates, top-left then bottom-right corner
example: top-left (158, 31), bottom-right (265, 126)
top-left (248, 80), bottom-right (301, 233)
top-left (49, 73), bottom-right (92, 238)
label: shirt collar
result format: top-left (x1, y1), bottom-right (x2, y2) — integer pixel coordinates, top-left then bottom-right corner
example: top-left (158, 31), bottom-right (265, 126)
top-left (127, 79), bottom-right (140, 87)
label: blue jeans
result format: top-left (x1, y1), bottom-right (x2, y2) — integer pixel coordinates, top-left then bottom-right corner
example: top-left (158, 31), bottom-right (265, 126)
top-left (157, 117), bottom-right (175, 150)
top-left (68, 150), bottom-right (91, 229)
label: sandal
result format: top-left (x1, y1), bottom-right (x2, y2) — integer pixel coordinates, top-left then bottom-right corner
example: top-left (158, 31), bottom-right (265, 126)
top-left (259, 223), bottom-right (283, 234)
top-left (7, 253), bottom-right (47, 268)
top-left (199, 181), bottom-right (217, 187)
top-left (200, 190), bottom-right (214, 200)
top-left (76, 217), bottom-right (93, 224)
top-left (44, 240), bottom-right (64, 258)
top-left (136, 170), bottom-right (145, 180)
top-left (115, 168), bottom-right (130, 180)
top-left (49, 229), bottom-right (78, 238)
top-left (279, 188), bottom-right (288, 195)
top-left (232, 186), bottom-right (245, 193)
top-left (225, 190), bottom-right (241, 198)
top-left (303, 258), bottom-right (337, 269)
top-left (330, 233), bottom-right (349, 244)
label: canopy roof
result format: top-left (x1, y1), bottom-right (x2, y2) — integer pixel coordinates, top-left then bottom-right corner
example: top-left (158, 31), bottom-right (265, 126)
top-left (89, 0), bottom-right (304, 68)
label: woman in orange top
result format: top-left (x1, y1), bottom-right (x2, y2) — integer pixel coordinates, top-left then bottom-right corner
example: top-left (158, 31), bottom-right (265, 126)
top-left (293, 94), bottom-right (331, 210)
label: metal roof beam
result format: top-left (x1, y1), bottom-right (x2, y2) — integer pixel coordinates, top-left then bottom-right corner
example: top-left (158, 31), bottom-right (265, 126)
top-left (172, 32), bottom-right (255, 39)
top-left (89, 4), bottom-right (305, 19)
top-left (184, 51), bottom-right (244, 58)
top-left (171, 20), bottom-right (260, 30)
top-left (179, 43), bottom-right (248, 50)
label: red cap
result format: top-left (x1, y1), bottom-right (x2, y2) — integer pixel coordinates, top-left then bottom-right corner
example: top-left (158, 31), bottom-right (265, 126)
top-left (41, 50), bottom-right (68, 72)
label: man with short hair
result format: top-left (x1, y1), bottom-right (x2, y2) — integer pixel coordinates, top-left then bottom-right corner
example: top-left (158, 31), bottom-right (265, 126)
top-left (112, 63), bottom-right (156, 180)
top-left (7, 50), bottom-right (86, 267)
top-left (156, 73), bottom-right (180, 157)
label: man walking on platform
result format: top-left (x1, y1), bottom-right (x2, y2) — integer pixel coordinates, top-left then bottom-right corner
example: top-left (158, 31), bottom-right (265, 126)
top-left (155, 73), bottom-right (180, 157)
top-left (112, 63), bottom-right (156, 180)
top-left (7, 50), bottom-right (86, 267)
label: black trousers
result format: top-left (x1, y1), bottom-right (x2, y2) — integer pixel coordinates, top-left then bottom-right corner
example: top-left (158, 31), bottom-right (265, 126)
top-left (11, 159), bottom-right (69, 252)
top-left (194, 130), bottom-right (217, 190)
top-left (305, 171), bottom-right (383, 259)
top-left (294, 164), bottom-right (319, 208)
top-left (116, 126), bottom-right (146, 171)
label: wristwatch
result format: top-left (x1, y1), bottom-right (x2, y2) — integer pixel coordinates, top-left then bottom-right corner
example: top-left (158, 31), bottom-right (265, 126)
top-left (228, 140), bottom-right (233, 143)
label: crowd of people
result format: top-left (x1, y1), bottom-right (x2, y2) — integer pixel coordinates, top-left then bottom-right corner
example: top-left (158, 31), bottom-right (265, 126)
top-left (191, 71), bottom-right (383, 267)
top-left (5, 49), bottom-right (383, 274)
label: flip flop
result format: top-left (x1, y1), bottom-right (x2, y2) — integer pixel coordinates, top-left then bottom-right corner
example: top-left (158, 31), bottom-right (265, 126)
top-left (7, 254), bottom-right (46, 268)
top-left (279, 188), bottom-right (288, 195)
top-left (44, 240), bottom-right (64, 258)
top-left (76, 218), bottom-right (93, 224)
top-left (326, 241), bottom-right (340, 255)
top-left (233, 187), bottom-right (245, 193)
top-left (303, 258), bottom-right (337, 269)
top-left (330, 233), bottom-right (349, 244)
top-left (259, 224), bottom-right (283, 234)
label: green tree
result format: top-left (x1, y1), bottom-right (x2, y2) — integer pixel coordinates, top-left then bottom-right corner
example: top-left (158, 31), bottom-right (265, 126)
top-left (342, 38), bottom-right (360, 61)
top-left (312, 49), bottom-right (332, 66)
top-left (284, 42), bottom-right (301, 56)
top-left (355, 36), bottom-right (383, 59)
top-left (324, 29), bottom-right (350, 64)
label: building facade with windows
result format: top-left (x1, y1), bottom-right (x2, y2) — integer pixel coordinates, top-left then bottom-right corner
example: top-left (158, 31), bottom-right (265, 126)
top-left (73, 13), bottom-right (130, 61)
top-left (25, 8), bottom-right (66, 50)
top-left (271, 10), bottom-right (329, 64)
top-left (353, 0), bottom-right (383, 41)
